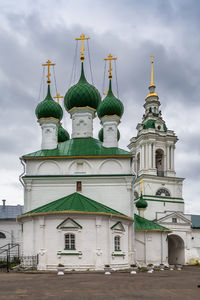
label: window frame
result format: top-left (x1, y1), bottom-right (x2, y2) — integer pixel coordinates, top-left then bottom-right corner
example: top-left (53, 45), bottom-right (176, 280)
top-left (114, 235), bottom-right (121, 251)
top-left (64, 233), bottom-right (76, 250)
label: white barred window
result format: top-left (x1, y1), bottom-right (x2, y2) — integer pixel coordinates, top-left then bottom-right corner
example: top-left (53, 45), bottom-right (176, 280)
top-left (114, 236), bottom-right (121, 251)
top-left (65, 233), bottom-right (75, 250)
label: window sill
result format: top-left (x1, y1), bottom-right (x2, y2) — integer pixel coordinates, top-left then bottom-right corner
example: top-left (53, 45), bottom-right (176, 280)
top-left (112, 253), bottom-right (125, 257)
top-left (57, 252), bottom-right (82, 256)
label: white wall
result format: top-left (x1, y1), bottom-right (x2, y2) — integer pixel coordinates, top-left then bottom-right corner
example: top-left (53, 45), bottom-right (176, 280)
top-left (20, 214), bottom-right (133, 270)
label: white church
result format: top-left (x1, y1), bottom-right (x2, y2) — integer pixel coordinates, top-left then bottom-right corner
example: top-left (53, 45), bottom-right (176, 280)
top-left (13, 35), bottom-right (200, 270)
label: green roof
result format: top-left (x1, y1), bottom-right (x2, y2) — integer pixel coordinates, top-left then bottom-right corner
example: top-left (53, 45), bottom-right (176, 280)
top-left (35, 85), bottom-right (63, 120)
top-left (191, 215), bottom-right (200, 229)
top-left (22, 137), bottom-right (132, 159)
top-left (64, 62), bottom-right (101, 111)
top-left (19, 192), bottom-right (132, 220)
top-left (134, 214), bottom-right (170, 231)
top-left (97, 80), bottom-right (124, 119)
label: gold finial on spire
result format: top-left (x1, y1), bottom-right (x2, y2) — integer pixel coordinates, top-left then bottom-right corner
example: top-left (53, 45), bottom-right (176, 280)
top-left (42, 60), bottom-right (56, 84)
top-left (150, 54), bottom-right (155, 87)
top-left (54, 93), bottom-right (64, 104)
top-left (104, 54), bottom-right (117, 79)
top-left (75, 34), bottom-right (90, 61)
top-left (139, 179), bottom-right (144, 194)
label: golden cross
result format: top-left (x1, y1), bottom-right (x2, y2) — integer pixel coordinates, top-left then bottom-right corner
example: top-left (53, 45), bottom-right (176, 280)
top-left (75, 34), bottom-right (90, 61)
top-left (104, 54), bottom-right (117, 79)
top-left (54, 93), bottom-right (64, 104)
top-left (42, 60), bottom-right (56, 84)
top-left (139, 179), bottom-right (144, 194)
top-left (150, 54), bottom-right (154, 86)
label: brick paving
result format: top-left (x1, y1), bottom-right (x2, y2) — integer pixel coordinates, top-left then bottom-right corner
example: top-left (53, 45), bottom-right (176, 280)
top-left (0, 266), bottom-right (200, 300)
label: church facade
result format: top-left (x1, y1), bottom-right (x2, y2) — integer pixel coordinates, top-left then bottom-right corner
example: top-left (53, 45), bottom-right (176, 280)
top-left (17, 36), bottom-right (200, 270)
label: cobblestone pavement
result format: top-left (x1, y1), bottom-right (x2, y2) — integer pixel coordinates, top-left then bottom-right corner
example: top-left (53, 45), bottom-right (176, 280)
top-left (0, 266), bottom-right (200, 300)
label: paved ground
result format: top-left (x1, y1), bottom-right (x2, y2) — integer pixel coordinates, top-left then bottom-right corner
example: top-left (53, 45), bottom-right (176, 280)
top-left (0, 266), bottom-right (200, 300)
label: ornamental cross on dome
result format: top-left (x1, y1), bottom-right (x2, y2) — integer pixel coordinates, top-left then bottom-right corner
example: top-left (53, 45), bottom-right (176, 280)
top-left (42, 60), bottom-right (56, 84)
top-left (104, 54), bottom-right (117, 79)
top-left (75, 34), bottom-right (90, 61)
top-left (54, 93), bottom-right (64, 104)
top-left (139, 179), bottom-right (144, 195)
top-left (150, 54), bottom-right (155, 87)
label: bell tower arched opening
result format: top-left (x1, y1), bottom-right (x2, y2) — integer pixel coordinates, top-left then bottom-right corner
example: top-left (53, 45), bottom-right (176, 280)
top-left (155, 149), bottom-right (164, 177)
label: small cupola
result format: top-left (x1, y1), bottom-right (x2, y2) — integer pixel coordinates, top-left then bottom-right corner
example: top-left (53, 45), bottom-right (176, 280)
top-left (64, 62), bottom-right (101, 112)
top-left (35, 85), bottom-right (63, 120)
top-left (36, 60), bottom-right (62, 150)
top-left (58, 124), bottom-right (70, 143)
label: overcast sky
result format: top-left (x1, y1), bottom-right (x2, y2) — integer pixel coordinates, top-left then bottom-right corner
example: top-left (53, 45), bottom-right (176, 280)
top-left (0, 0), bottom-right (200, 214)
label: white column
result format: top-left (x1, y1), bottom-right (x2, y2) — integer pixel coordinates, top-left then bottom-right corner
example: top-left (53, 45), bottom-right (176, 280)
top-left (148, 143), bottom-right (152, 169)
top-left (141, 144), bottom-right (145, 169)
top-left (171, 146), bottom-right (175, 171)
top-left (167, 145), bottom-right (170, 170)
top-left (152, 143), bottom-right (156, 169)
top-left (145, 144), bottom-right (149, 169)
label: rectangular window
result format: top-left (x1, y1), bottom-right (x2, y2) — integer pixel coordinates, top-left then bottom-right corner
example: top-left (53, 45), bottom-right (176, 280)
top-left (76, 181), bottom-right (82, 192)
top-left (114, 236), bottom-right (121, 251)
top-left (172, 217), bottom-right (177, 223)
top-left (65, 234), bottom-right (76, 250)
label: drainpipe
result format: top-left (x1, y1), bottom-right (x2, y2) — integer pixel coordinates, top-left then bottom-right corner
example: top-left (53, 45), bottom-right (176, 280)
top-left (19, 158), bottom-right (26, 187)
top-left (131, 154), bottom-right (137, 263)
top-left (161, 232), bottom-right (163, 264)
top-left (144, 231), bottom-right (147, 265)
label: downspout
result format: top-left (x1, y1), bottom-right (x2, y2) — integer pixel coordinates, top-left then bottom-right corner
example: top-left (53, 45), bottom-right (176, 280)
top-left (131, 154), bottom-right (137, 263)
top-left (19, 158), bottom-right (26, 187)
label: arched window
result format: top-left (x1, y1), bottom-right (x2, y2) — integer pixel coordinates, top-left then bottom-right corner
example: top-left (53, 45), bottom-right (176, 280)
top-left (0, 232), bottom-right (6, 239)
top-left (65, 233), bottom-right (75, 250)
top-left (155, 149), bottom-right (164, 176)
top-left (134, 191), bottom-right (139, 199)
top-left (114, 236), bottom-right (121, 251)
top-left (156, 188), bottom-right (170, 197)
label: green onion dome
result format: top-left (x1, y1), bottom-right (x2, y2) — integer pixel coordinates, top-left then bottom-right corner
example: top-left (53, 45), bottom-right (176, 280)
top-left (98, 128), bottom-right (120, 142)
top-left (64, 63), bottom-right (101, 111)
top-left (35, 85), bottom-right (63, 120)
top-left (58, 125), bottom-right (70, 143)
top-left (97, 80), bottom-right (124, 119)
top-left (136, 194), bottom-right (148, 209)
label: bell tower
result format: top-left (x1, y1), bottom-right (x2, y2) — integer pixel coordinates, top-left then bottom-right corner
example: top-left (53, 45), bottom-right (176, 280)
top-left (128, 56), bottom-right (184, 220)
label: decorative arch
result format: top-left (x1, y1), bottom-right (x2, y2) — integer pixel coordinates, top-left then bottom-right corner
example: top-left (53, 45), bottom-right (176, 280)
top-left (168, 234), bottom-right (185, 265)
top-left (37, 160), bottom-right (61, 175)
top-left (99, 159), bottom-right (123, 174)
top-left (136, 152), bottom-right (140, 173)
top-left (156, 188), bottom-right (170, 197)
top-left (68, 160), bottom-right (92, 174)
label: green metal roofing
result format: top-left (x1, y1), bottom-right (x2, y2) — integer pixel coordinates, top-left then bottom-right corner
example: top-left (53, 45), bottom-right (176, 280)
top-left (98, 128), bottom-right (120, 142)
top-left (143, 119), bottom-right (155, 130)
top-left (22, 137), bottom-right (132, 159)
top-left (191, 215), bottom-right (200, 229)
top-left (19, 192), bottom-right (132, 220)
top-left (35, 85), bottom-right (63, 120)
top-left (64, 62), bottom-right (101, 111)
top-left (97, 80), bottom-right (124, 119)
top-left (58, 125), bottom-right (70, 143)
top-left (134, 214), bottom-right (171, 231)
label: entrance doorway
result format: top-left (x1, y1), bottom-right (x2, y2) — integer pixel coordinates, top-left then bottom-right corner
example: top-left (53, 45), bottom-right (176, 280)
top-left (168, 234), bottom-right (185, 265)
